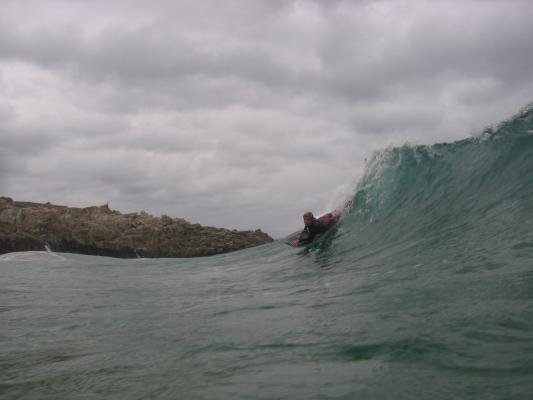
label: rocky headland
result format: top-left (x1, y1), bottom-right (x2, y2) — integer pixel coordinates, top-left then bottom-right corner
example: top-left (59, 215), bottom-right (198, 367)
top-left (0, 197), bottom-right (273, 258)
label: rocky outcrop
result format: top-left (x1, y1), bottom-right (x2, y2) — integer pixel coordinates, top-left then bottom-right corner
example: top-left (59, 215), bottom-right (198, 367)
top-left (0, 197), bottom-right (273, 258)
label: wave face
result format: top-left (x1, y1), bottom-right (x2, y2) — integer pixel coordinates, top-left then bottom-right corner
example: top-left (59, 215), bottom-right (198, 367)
top-left (331, 105), bottom-right (533, 269)
top-left (1, 107), bottom-right (533, 400)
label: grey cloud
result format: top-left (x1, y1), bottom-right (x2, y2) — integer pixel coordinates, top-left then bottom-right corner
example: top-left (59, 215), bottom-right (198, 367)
top-left (0, 100), bottom-right (14, 122)
top-left (0, 14), bottom-right (297, 91)
top-left (2, 1), bottom-right (532, 100)
top-left (313, 1), bottom-right (533, 101)
top-left (1, 0), bottom-right (533, 236)
top-left (351, 103), bottom-right (441, 136)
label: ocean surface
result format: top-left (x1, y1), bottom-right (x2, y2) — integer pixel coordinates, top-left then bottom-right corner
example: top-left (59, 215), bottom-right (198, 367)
top-left (2, 107), bottom-right (533, 399)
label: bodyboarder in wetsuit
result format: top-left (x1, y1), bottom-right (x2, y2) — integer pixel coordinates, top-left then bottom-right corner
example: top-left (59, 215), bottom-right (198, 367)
top-left (290, 212), bottom-right (328, 247)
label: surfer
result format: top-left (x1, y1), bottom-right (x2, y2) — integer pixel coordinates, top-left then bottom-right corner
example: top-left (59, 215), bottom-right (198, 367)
top-left (290, 212), bottom-right (328, 247)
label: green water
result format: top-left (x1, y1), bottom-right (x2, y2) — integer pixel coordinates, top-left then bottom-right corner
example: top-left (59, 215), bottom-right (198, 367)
top-left (1, 107), bottom-right (533, 399)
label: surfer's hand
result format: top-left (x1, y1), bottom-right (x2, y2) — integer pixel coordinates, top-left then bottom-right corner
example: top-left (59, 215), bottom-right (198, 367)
top-left (290, 240), bottom-right (299, 247)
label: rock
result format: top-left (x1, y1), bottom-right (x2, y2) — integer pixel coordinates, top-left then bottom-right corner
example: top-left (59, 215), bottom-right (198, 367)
top-left (0, 199), bottom-right (274, 258)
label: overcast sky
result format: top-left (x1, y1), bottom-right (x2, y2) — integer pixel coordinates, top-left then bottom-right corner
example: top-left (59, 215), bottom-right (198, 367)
top-left (1, 0), bottom-right (532, 237)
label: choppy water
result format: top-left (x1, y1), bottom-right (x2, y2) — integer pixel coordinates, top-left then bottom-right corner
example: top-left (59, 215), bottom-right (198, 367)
top-left (2, 107), bottom-right (533, 399)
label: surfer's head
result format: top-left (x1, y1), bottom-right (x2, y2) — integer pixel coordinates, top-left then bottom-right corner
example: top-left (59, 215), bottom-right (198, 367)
top-left (303, 212), bottom-right (314, 226)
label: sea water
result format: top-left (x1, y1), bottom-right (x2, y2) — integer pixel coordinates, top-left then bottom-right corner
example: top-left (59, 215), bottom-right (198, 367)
top-left (1, 108), bottom-right (533, 399)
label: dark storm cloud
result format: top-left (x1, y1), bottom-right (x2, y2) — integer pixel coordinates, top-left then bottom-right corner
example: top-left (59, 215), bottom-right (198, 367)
top-left (1, 0), bottom-right (533, 236)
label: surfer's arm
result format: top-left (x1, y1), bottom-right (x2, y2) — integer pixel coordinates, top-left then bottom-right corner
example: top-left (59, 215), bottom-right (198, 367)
top-left (297, 230), bottom-right (311, 245)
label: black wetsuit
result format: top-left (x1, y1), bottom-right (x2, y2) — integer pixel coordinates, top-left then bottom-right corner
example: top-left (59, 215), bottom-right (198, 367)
top-left (298, 218), bottom-right (328, 245)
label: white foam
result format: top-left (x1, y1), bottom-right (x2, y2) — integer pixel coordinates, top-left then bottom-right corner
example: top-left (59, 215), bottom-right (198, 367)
top-left (0, 251), bottom-right (68, 262)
